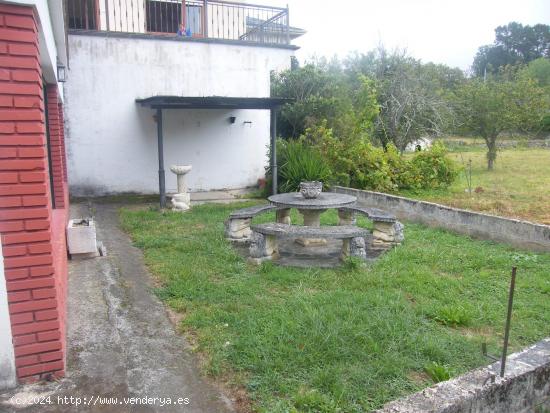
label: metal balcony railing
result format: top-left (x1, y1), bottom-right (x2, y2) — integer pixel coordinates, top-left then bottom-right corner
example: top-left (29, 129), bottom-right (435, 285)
top-left (67, 0), bottom-right (291, 45)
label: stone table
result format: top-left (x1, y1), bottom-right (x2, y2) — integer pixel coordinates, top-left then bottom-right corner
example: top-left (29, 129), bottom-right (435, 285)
top-left (267, 192), bottom-right (357, 246)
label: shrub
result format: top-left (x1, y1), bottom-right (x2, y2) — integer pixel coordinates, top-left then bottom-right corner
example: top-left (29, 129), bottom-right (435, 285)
top-left (277, 139), bottom-right (332, 193)
top-left (406, 141), bottom-right (460, 190)
top-left (269, 124), bottom-right (459, 194)
top-left (304, 122), bottom-right (397, 192)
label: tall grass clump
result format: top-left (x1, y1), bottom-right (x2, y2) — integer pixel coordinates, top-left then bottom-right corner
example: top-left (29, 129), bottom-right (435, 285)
top-left (277, 139), bottom-right (332, 193)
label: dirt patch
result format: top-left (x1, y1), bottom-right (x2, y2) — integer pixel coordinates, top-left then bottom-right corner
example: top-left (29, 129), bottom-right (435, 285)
top-left (458, 326), bottom-right (495, 340)
top-left (407, 370), bottom-right (431, 386)
top-left (404, 293), bottom-right (416, 306)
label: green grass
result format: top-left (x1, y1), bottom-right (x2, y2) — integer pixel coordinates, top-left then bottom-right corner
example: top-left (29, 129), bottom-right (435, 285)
top-left (119, 203), bottom-right (550, 412)
top-left (399, 147), bottom-right (550, 224)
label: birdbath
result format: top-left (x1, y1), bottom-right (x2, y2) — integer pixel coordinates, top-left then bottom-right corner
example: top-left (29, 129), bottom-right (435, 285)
top-left (170, 165), bottom-right (192, 211)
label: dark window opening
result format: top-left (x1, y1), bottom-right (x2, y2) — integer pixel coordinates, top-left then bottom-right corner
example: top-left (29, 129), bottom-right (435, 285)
top-left (68, 0), bottom-right (98, 30)
top-left (146, 0), bottom-right (181, 34)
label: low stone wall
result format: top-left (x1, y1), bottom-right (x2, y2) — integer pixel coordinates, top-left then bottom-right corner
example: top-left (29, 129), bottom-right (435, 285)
top-left (442, 138), bottom-right (550, 150)
top-left (332, 187), bottom-right (550, 252)
top-left (377, 338), bottom-right (550, 412)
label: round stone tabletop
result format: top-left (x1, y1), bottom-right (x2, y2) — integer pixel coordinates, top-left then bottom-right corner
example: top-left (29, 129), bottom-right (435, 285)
top-left (268, 192), bottom-right (357, 210)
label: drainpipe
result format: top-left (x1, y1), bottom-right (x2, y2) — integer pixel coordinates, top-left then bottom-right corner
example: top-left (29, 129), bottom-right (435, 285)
top-left (156, 108), bottom-right (166, 208)
top-left (270, 108), bottom-right (277, 195)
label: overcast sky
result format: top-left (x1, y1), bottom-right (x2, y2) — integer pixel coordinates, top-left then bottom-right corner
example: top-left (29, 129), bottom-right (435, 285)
top-left (263, 0), bottom-right (550, 71)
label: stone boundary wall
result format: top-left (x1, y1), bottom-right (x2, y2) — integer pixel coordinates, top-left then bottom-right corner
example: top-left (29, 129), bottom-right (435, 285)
top-left (377, 338), bottom-right (550, 412)
top-left (332, 187), bottom-right (550, 252)
top-left (442, 138), bottom-right (550, 150)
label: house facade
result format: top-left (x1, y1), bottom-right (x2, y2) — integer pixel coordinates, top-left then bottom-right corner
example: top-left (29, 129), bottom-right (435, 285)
top-left (0, 0), bottom-right (69, 388)
top-left (0, 0), bottom-right (301, 388)
top-left (65, 0), bottom-right (302, 196)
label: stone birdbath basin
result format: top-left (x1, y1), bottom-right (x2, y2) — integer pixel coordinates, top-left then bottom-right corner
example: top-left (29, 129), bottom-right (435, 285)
top-left (170, 165), bottom-right (192, 211)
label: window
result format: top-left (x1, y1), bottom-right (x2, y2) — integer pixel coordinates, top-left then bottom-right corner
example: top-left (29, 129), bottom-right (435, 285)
top-left (185, 5), bottom-right (202, 35)
top-left (146, 0), bottom-right (181, 33)
top-left (146, 1), bottom-right (202, 35)
top-left (67, 0), bottom-right (98, 30)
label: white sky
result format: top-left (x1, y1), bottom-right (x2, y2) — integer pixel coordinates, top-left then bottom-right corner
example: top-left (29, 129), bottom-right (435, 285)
top-left (263, 0), bottom-right (550, 71)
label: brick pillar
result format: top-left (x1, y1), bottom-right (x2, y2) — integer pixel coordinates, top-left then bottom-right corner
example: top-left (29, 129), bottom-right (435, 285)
top-left (46, 86), bottom-right (64, 208)
top-left (0, 4), bottom-right (65, 382)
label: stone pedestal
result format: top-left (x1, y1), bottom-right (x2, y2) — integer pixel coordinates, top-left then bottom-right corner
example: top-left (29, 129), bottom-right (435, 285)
top-left (276, 208), bottom-right (291, 225)
top-left (170, 165), bottom-right (192, 211)
top-left (296, 209), bottom-right (327, 246)
top-left (248, 232), bottom-right (279, 264)
top-left (372, 221), bottom-right (404, 250)
top-left (225, 217), bottom-right (252, 242)
top-left (341, 236), bottom-right (367, 261)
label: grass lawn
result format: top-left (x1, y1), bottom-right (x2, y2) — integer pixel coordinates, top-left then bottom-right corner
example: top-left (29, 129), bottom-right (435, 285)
top-left (120, 202), bottom-right (550, 412)
top-left (399, 147), bottom-right (550, 224)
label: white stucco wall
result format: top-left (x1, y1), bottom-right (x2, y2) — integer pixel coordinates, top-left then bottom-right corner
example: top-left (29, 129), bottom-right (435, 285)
top-left (0, 243), bottom-right (16, 390)
top-left (65, 34), bottom-right (293, 195)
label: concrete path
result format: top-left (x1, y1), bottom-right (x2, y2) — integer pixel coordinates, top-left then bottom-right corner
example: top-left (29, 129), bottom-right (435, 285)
top-left (0, 202), bottom-right (233, 413)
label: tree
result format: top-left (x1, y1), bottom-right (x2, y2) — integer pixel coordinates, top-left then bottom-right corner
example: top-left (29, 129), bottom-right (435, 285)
top-left (346, 47), bottom-right (455, 151)
top-left (270, 60), bottom-right (354, 138)
top-left (521, 57), bottom-right (550, 88)
top-left (473, 22), bottom-right (550, 76)
top-left (455, 73), bottom-right (548, 169)
top-left (520, 58), bottom-right (550, 133)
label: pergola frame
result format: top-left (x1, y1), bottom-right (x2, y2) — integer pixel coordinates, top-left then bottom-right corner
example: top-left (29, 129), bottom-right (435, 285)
top-left (136, 95), bottom-right (291, 208)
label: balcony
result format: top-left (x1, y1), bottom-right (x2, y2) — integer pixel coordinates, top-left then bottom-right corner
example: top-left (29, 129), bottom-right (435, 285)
top-left (67, 0), bottom-right (304, 46)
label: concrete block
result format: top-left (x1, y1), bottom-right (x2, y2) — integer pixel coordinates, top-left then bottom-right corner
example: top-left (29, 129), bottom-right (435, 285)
top-left (67, 218), bottom-right (97, 255)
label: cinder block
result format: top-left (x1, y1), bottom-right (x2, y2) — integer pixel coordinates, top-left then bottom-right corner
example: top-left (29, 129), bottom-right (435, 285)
top-left (67, 218), bottom-right (97, 255)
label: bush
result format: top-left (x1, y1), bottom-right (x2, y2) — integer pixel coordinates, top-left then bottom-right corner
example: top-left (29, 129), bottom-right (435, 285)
top-left (304, 123), bottom-right (397, 192)
top-left (301, 123), bottom-right (459, 192)
top-left (277, 139), bottom-right (332, 193)
top-left (269, 124), bottom-right (459, 194)
top-left (405, 141), bottom-right (460, 190)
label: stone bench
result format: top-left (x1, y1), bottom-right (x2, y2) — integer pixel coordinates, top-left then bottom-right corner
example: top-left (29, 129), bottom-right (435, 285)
top-left (224, 204), bottom-right (279, 242)
top-left (338, 206), bottom-right (403, 250)
top-left (249, 223), bottom-right (370, 264)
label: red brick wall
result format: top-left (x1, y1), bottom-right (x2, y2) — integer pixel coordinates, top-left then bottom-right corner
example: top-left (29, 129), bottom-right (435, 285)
top-left (0, 4), bottom-right (68, 383)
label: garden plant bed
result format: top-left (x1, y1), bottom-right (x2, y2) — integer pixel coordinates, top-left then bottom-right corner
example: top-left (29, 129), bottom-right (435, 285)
top-left (119, 202), bottom-right (550, 412)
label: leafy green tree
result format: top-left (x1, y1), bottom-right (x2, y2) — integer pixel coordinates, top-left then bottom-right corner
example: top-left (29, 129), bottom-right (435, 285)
top-left (521, 57), bottom-right (550, 88)
top-left (455, 73), bottom-right (548, 169)
top-left (346, 47), bottom-right (455, 151)
top-left (270, 60), bottom-right (354, 139)
top-left (520, 58), bottom-right (550, 133)
top-left (473, 22), bottom-right (550, 76)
